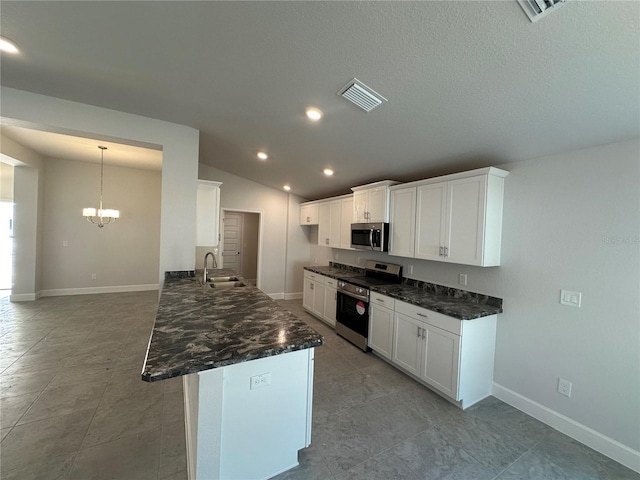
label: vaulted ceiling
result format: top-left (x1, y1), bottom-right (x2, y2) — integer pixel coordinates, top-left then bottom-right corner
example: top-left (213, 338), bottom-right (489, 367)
top-left (1, 1), bottom-right (638, 199)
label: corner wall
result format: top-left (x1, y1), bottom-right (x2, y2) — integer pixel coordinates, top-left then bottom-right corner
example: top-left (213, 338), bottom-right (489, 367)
top-left (1, 87), bottom-right (200, 285)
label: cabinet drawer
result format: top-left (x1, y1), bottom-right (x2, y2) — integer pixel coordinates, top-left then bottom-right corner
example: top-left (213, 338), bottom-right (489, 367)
top-left (395, 300), bottom-right (461, 335)
top-left (370, 292), bottom-right (395, 310)
top-left (304, 271), bottom-right (325, 284)
top-left (324, 277), bottom-right (337, 288)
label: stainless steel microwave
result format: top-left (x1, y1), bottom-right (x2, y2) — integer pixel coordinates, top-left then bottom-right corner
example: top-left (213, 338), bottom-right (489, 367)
top-left (351, 222), bottom-right (389, 252)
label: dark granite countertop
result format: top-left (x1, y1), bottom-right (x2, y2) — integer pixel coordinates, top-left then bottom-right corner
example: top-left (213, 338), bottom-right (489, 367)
top-left (142, 270), bottom-right (324, 382)
top-left (304, 263), bottom-right (502, 321)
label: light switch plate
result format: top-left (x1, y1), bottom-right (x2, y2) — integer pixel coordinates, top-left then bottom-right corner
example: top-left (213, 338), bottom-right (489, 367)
top-left (560, 290), bottom-right (582, 308)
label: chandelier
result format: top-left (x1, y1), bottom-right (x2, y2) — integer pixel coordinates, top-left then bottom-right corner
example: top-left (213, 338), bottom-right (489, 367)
top-left (82, 146), bottom-right (120, 227)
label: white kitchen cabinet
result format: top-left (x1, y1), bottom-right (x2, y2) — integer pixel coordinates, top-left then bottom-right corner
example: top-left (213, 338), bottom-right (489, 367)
top-left (388, 186), bottom-right (416, 258)
top-left (300, 203), bottom-right (319, 225)
top-left (322, 277), bottom-right (337, 327)
top-left (390, 299), bottom-right (496, 409)
top-left (351, 180), bottom-right (397, 223)
top-left (303, 271), bottom-right (325, 319)
top-left (196, 180), bottom-right (222, 246)
top-left (389, 167), bottom-right (507, 267)
top-left (340, 196), bottom-right (354, 249)
top-left (368, 292), bottom-right (395, 360)
top-left (317, 200), bottom-right (342, 248)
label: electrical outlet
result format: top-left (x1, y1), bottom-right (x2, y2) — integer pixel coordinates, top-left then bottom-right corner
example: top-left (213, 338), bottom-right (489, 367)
top-left (560, 290), bottom-right (581, 307)
top-left (408, 265), bottom-right (414, 274)
top-left (250, 372), bottom-right (271, 390)
top-left (458, 274), bottom-right (468, 286)
top-left (62, 240), bottom-right (69, 247)
top-left (91, 273), bottom-right (97, 280)
top-left (558, 378), bottom-right (572, 397)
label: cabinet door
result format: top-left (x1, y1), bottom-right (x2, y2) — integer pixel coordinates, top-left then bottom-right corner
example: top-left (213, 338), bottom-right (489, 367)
top-left (352, 190), bottom-right (368, 223)
top-left (328, 200), bottom-right (342, 248)
top-left (340, 197), bottom-right (354, 249)
top-left (300, 204), bottom-right (319, 225)
top-left (392, 313), bottom-right (423, 376)
top-left (367, 187), bottom-right (387, 222)
top-left (369, 304), bottom-right (394, 360)
top-left (388, 187), bottom-right (416, 258)
top-left (196, 181), bottom-right (221, 246)
top-left (317, 203), bottom-right (331, 246)
top-left (421, 324), bottom-right (460, 400)
top-left (415, 182), bottom-right (447, 261)
top-left (445, 176), bottom-right (486, 266)
top-left (322, 286), bottom-right (337, 327)
top-left (302, 277), bottom-right (314, 311)
top-left (312, 281), bottom-right (325, 318)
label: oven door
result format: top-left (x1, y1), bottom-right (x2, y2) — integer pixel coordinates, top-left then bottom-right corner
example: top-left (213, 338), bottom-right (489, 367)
top-left (336, 290), bottom-right (370, 338)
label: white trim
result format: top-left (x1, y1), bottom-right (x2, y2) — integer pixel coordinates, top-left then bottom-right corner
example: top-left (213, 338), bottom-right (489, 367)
top-left (10, 291), bottom-right (41, 302)
top-left (492, 382), bottom-right (640, 473)
top-left (268, 293), bottom-right (284, 300)
top-left (284, 292), bottom-right (303, 300)
top-left (39, 284), bottom-right (159, 297)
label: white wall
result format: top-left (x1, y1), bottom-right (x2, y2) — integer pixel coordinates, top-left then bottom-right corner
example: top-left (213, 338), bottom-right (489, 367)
top-left (1, 87), bottom-right (199, 285)
top-left (40, 157), bottom-right (161, 291)
top-left (320, 139), bottom-right (640, 465)
top-left (198, 164), bottom-right (312, 297)
top-left (0, 161), bottom-right (14, 201)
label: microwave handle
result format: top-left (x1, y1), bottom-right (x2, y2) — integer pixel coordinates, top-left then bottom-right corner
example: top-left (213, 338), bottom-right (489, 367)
top-left (369, 229), bottom-right (374, 250)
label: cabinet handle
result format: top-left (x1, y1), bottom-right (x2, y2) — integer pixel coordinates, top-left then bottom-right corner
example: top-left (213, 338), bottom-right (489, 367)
top-left (376, 298), bottom-right (384, 303)
top-left (422, 328), bottom-right (426, 340)
top-left (444, 247), bottom-right (449, 257)
top-left (325, 238), bottom-right (330, 245)
top-left (439, 246), bottom-right (443, 256)
top-left (416, 312), bottom-right (428, 319)
top-left (306, 216), bottom-right (310, 223)
top-left (417, 327), bottom-right (422, 338)
top-left (310, 283), bottom-right (314, 290)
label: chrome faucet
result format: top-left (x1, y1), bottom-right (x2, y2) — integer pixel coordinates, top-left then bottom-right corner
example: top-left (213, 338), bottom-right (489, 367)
top-left (203, 251), bottom-right (216, 283)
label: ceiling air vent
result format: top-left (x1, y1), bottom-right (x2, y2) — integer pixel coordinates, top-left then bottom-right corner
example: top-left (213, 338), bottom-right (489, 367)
top-left (518, 0), bottom-right (566, 22)
top-left (338, 78), bottom-right (387, 112)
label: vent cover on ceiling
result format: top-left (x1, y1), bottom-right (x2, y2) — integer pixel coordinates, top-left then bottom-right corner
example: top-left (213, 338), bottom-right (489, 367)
top-left (338, 78), bottom-right (388, 112)
top-left (518, 0), bottom-right (566, 22)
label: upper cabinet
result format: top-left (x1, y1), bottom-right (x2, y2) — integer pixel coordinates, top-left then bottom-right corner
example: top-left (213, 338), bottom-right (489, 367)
top-left (300, 203), bottom-right (319, 225)
top-left (351, 180), bottom-right (398, 223)
top-left (389, 167), bottom-right (508, 267)
top-left (196, 180), bottom-right (222, 246)
top-left (317, 200), bottom-right (342, 247)
top-left (340, 196), bottom-right (354, 249)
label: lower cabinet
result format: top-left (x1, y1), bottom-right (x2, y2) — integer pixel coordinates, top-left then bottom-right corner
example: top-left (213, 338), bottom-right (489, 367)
top-left (303, 271), bottom-right (325, 319)
top-left (368, 292), bottom-right (395, 360)
top-left (371, 295), bottom-right (496, 409)
top-left (322, 278), bottom-right (337, 327)
top-left (303, 271), bottom-right (337, 328)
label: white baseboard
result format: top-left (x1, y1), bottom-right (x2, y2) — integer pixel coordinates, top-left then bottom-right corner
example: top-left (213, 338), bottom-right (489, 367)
top-left (492, 382), bottom-right (640, 473)
top-left (39, 284), bottom-right (159, 297)
top-left (268, 293), bottom-right (284, 300)
top-left (10, 291), bottom-right (41, 302)
top-left (284, 292), bottom-right (303, 300)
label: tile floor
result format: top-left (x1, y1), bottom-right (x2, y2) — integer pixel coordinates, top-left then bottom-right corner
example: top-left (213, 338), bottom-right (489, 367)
top-left (0, 293), bottom-right (637, 480)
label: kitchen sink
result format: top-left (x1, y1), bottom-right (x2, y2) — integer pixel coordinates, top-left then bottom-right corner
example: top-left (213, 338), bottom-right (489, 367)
top-left (207, 276), bottom-right (239, 283)
top-left (208, 280), bottom-right (246, 289)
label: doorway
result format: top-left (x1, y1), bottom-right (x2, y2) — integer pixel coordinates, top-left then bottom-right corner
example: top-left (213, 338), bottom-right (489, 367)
top-left (221, 210), bottom-right (260, 287)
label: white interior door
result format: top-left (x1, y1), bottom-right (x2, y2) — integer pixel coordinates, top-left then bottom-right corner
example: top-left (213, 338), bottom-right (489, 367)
top-left (222, 212), bottom-right (242, 273)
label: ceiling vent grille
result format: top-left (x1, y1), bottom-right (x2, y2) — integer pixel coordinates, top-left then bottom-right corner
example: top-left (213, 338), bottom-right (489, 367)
top-left (518, 0), bottom-right (566, 22)
top-left (338, 78), bottom-right (387, 112)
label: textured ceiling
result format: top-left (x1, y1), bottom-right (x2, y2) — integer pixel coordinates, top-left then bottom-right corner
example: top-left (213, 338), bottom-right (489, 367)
top-left (1, 1), bottom-right (638, 199)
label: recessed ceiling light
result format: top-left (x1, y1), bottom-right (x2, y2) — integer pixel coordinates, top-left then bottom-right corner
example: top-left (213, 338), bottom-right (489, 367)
top-left (323, 168), bottom-right (334, 176)
top-left (305, 107), bottom-right (323, 121)
top-left (283, 185), bottom-right (291, 191)
top-left (257, 151), bottom-right (268, 160)
top-left (0, 36), bottom-right (19, 54)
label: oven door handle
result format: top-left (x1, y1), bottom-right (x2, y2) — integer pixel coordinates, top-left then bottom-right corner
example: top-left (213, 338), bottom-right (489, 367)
top-left (338, 289), bottom-right (369, 303)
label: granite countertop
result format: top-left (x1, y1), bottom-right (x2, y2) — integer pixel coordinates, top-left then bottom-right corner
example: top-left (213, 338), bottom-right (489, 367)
top-left (304, 263), bottom-right (502, 321)
top-left (142, 269), bottom-right (324, 382)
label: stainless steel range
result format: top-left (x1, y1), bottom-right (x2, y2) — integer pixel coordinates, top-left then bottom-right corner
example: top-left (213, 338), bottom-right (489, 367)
top-left (335, 260), bottom-right (402, 351)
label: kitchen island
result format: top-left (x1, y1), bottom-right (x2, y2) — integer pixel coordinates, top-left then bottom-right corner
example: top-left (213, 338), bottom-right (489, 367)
top-left (142, 270), bottom-right (323, 480)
